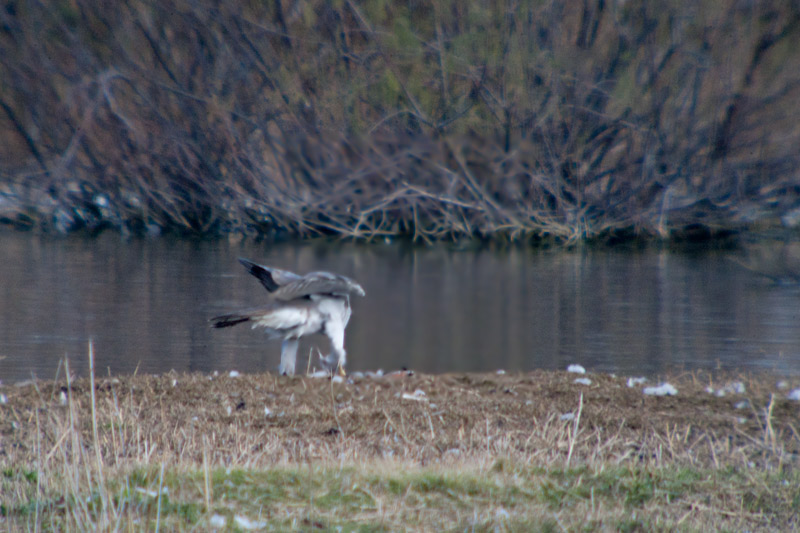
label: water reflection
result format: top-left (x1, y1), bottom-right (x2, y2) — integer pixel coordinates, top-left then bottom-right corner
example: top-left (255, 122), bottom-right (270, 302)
top-left (0, 232), bottom-right (798, 383)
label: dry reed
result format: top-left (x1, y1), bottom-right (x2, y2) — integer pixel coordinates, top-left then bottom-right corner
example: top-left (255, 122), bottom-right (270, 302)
top-left (1, 346), bottom-right (799, 530)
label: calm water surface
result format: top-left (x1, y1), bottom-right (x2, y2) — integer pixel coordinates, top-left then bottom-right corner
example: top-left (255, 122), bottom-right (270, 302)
top-left (0, 233), bottom-right (798, 383)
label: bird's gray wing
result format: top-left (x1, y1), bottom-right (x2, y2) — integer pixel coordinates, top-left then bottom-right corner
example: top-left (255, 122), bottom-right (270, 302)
top-left (272, 271), bottom-right (366, 301)
top-left (238, 258), bottom-right (301, 293)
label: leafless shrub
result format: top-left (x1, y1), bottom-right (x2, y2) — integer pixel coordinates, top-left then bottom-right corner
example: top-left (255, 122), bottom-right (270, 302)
top-left (1, 0), bottom-right (798, 241)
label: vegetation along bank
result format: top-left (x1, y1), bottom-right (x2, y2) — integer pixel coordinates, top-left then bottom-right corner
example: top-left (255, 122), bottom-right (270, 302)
top-left (1, 1), bottom-right (799, 243)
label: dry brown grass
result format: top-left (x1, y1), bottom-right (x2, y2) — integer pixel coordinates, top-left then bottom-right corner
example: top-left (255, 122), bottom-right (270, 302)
top-left (2, 350), bottom-right (800, 530)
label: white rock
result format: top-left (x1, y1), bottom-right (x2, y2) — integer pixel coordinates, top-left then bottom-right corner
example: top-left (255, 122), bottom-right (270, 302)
top-left (715, 381), bottom-right (746, 396)
top-left (331, 375), bottom-right (344, 384)
top-left (777, 380), bottom-right (789, 390)
top-left (209, 514), bottom-right (226, 528)
top-left (734, 400), bottom-right (750, 409)
top-left (233, 515), bottom-right (267, 530)
top-left (495, 508), bottom-right (510, 520)
top-left (643, 383), bottom-right (678, 396)
top-left (0, 393), bottom-right (7, 405)
top-left (627, 377), bottom-right (647, 388)
top-left (567, 364), bottom-right (586, 374)
top-left (134, 487), bottom-right (157, 498)
top-left (264, 407), bottom-right (272, 417)
top-left (496, 369), bottom-right (506, 375)
top-left (573, 378), bottom-right (592, 386)
top-left (134, 486), bottom-right (168, 498)
top-left (308, 370), bottom-right (329, 378)
top-left (228, 370), bottom-right (240, 378)
top-left (94, 194), bottom-right (109, 207)
top-left (402, 389), bottom-right (427, 401)
top-left (788, 389), bottom-right (800, 401)
top-left (728, 381), bottom-right (746, 394)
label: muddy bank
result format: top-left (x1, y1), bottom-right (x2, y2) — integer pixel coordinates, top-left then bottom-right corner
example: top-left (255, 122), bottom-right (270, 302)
top-left (2, 370), bottom-right (798, 467)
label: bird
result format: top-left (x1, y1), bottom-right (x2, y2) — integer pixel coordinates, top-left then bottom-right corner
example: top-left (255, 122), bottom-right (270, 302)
top-left (210, 258), bottom-right (365, 376)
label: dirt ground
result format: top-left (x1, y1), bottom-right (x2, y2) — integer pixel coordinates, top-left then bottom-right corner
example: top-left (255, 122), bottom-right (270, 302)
top-left (2, 369), bottom-right (799, 467)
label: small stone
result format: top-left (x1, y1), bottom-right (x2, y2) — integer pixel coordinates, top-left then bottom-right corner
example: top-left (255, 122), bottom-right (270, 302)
top-left (643, 383), bottom-right (678, 396)
top-left (567, 364), bottom-right (586, 374)
top-left (402, 389), bottom-right (427, 401)
top-left (209, 514), bottom-right (226, 528)
top-left (627, 377), bottom-right (647, 388)
top-left (233, 515), bottom-right (267, 530)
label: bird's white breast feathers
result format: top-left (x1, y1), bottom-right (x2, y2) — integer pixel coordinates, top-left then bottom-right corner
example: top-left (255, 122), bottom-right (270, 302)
top-left (249, 296), bottom-right (350, 340)
top-left (312, 296), bottom-right (352, 326)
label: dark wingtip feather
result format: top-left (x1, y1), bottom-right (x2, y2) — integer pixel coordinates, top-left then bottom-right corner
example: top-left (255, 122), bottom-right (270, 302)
top-left (238, 258), bottom-right (280, 292)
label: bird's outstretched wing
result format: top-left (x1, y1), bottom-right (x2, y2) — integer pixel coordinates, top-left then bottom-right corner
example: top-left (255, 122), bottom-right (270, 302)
top-left (238, 258), bottom-right (302, 293)
top-left (272, 271), bottom-right (365, 301)
top-left (238, 258), bottom-right (365, 301)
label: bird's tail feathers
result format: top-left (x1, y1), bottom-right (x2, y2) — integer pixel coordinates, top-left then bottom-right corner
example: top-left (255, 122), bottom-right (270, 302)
top-left (210, 313), bottom-right (251, 328)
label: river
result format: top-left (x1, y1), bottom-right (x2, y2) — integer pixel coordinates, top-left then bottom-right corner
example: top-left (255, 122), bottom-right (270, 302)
top-left (0, 232), bottom-right (798, 383)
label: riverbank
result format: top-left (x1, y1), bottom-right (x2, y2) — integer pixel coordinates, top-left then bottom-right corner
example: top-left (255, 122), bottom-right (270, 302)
top-left (2, 368), bottom-right (798, 530)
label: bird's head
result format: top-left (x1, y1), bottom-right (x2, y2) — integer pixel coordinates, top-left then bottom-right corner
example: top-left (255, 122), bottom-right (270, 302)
top-left (347, 279), bottom-right (366, 297)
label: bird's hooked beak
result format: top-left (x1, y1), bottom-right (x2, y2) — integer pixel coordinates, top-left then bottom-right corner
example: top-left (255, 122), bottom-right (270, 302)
top-left (351, 282), bottom-right (366, 297)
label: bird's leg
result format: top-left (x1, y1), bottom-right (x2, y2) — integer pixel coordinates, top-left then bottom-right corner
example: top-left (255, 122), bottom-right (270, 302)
top-left (279, 339), bottom-right (299, 375)
top-left (321, 321), bottom-right (347, 376)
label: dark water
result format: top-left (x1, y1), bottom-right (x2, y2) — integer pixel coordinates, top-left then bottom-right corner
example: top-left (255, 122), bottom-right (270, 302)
top-left (1, 233), bottom-right (799, 383)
